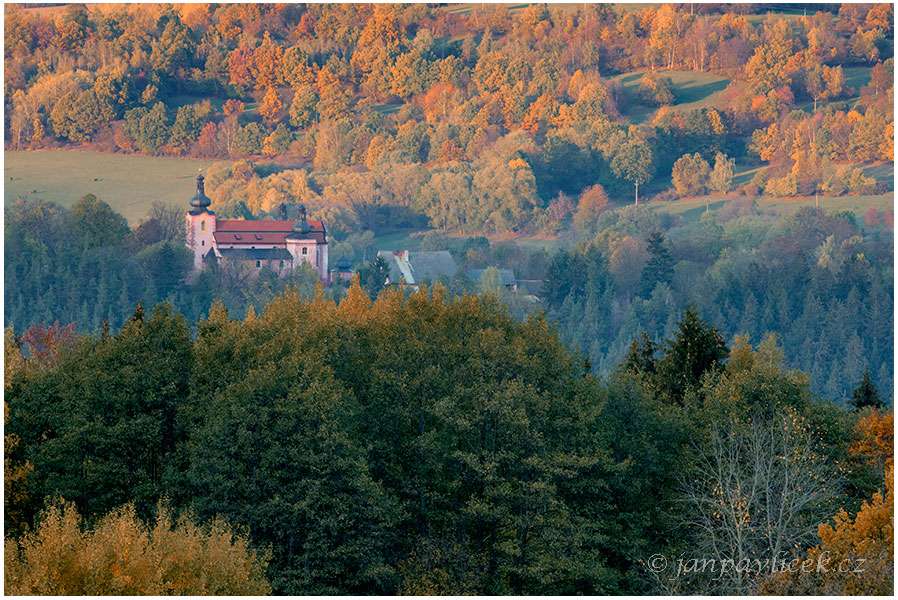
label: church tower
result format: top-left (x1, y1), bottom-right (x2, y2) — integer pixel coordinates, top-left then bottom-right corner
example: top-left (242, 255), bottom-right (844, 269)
top-left (285, 204), bottom-right (329, 281)
top-left (185, 175), bottom-right (215, 271)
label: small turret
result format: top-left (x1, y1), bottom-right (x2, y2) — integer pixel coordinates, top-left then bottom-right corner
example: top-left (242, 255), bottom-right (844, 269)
top-left (335, 255), bottom-right (351, 270)
top-left (189, 175), bottom-right (211, 210)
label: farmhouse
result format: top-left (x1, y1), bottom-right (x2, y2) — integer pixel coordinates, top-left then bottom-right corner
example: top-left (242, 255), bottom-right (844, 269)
top-left (378, 250), bottom-right (458, 291)
top-left (184, 175), bottom-right (330, 283)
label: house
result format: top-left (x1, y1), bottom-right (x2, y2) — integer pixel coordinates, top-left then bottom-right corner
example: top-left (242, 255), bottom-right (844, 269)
top-left (378, 250), bottom-right (458, 290)
top-left (466, 268), bottom-right (518, 291)
top-left (184, 175), bottom-right (330, 284)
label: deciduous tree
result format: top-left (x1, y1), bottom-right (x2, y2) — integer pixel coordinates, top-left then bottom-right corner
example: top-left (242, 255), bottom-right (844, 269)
top-left (611, 132), bottom-right (655, 205)
top-left (671, 152), bottom-right (710, 197)
top-left (4, 500), bottom-right (271, 595)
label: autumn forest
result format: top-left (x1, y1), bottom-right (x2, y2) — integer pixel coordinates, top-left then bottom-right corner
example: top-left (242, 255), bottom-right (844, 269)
top-left (3, 2), bottom-right (895, 596)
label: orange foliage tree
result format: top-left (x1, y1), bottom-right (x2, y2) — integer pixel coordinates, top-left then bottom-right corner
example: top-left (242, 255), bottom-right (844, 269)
top-left (251, 32), bottom-right (284, 90)
top-left (4, 500), bottom-right (272, 595)
top-left (259, 87), bottom-right (283, 123)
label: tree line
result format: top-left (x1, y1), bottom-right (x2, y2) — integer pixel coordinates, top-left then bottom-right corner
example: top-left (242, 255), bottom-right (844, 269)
top-left (5, 188), bottom-right (892, 403)
top-left (5, 285), bottom-right (893, 594)
top-left (5, 3), bottom-right (894, 235)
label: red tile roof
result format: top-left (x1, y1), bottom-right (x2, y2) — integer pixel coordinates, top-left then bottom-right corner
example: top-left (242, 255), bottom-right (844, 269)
top-left (214, 231), bottom-right (293, 244)
top-left (214, 219), bottom-right (327, 244)
top-left (216, 219), bottom-right (325, 232)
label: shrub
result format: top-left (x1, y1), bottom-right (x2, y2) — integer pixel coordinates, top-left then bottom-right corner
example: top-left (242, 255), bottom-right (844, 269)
top-left (764, 173), bottom-right (798, 197)
top-left (638, 71), bottom-right (675, 106)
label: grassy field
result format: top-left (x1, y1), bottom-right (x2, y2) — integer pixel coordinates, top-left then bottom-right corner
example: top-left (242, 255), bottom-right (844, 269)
top-left (440, 3), bottom-right (581, 16)
top-left (650, 192), bottom-right (893, 229)
top-left (609, 70), bottom-right (731, 124)
top-left (4, 150), bottom-right (227, 223)
top-left (372, 188), bottom-right (894, 257)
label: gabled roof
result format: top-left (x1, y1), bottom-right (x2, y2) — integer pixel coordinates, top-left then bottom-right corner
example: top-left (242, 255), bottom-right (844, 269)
top-left (214, 231), bottom-right (293, 245)
top-left (379, 250), bottom-right (458, 286)
top-left (216, 219), bottom-right (323, 232)
top-left (409, 251), bottom-right (457, 283)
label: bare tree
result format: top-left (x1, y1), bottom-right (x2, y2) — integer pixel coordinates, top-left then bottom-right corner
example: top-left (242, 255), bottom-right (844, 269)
top-left (150, 201), bottom-right (185, 244)
top-left (672, 410), bottom-right (842, 594)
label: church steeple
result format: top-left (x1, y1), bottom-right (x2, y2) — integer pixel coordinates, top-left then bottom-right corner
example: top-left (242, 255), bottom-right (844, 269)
top-left (293, 203), bottom-right (312, 234)
top-left (189, 175), bottom-right (211, 210)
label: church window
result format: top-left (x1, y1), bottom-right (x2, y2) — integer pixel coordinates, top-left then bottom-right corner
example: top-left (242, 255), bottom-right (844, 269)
top-left (279, 260), bottom-right (284, 268)
top-left (302, 247), bottom-right (308, 255)
top-left (201, 220), bottom-right (206, 231)
top-left (201, 240), bottom-right (205, 246)
top-left (256, 260), bottom-right (261, 268)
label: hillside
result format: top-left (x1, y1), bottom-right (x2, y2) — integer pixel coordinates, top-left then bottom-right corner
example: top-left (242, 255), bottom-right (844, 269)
top-left (3, 2), bottom-right (894, 596)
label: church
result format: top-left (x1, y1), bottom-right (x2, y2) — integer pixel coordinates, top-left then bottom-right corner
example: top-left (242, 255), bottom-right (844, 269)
top-left (184, 175), bottom-right (334, 284)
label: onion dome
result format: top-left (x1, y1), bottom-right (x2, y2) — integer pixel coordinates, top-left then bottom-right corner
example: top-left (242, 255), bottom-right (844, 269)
top-left (189, 175), bottom-right (211, 209)
top-left (293, 203), bottom-right (312, 234)
top-left (335, 255), bottom-right (351, 270)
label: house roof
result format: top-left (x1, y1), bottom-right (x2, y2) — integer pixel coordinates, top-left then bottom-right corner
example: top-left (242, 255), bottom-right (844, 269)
top-left (214, 219), bottom-right (327, 244)
top-left (216, 247), bottom-right (294, 261)
top-left (379, 250), bottom-right (458, 286)
top-left (216, 219), bottom-right (323, 232)
top-left (214, 231), bottom-right (294, 245)
top-left (467, 268), bottom-right (517, 286)
top-left (516, 279), bottom-right (544, 296)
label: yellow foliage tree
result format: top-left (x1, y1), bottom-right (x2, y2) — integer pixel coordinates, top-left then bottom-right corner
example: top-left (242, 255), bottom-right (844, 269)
top-left (5, 499), bottom-right (271, 595)
top-left (251, 32), bottom-right (284, 90)
top-left (30, 118), bottom-right (44, 146)
top-left (316, 66), bottom-right (352, 120)
top-left (850, 409), bottom-right (894, 475)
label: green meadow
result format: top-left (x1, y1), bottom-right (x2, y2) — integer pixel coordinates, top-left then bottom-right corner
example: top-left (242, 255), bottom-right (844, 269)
top-left (609, 69), bottom-right (732, 124)
top-left (4, 150), bottom-right (227, 223)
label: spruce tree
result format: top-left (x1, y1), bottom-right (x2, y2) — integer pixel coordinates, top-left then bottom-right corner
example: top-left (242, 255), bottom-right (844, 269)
top-left (849, 368), bottom-right (883, 410)
top-left (658, 308), bottom-right (729, 403)
top-left (641, 230), bottom-right (674, 296)
top-left (364, 255), bottom-right (391, 299)
top-left (623, 331), bottom-right (657, 375)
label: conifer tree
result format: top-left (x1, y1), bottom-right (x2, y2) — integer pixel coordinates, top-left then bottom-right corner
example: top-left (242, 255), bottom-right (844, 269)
top-left (641, 230), bottom-right (674, 296)
top-left (850, 367), bottom-right (884, 410)
top-left (658, 308), bottom-right (729, 403)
